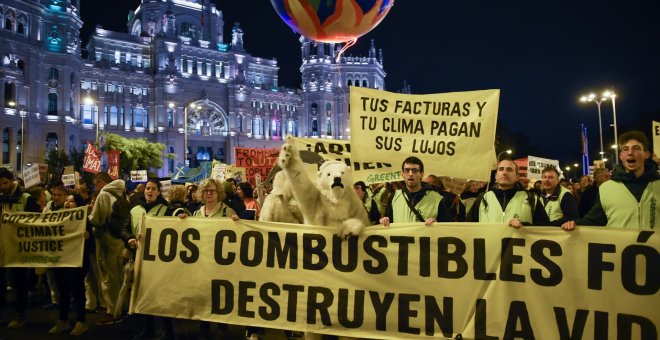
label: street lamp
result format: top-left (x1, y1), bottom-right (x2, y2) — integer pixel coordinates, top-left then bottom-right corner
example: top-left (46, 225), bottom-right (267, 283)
top-left (603, 90), bottom-right (619, 164)
top-left (84, 96), bottom-right (98, 141)
top-left (580, 93), bottom-right (607, 160)
top-left (497, 149), bottom-right (512, 161)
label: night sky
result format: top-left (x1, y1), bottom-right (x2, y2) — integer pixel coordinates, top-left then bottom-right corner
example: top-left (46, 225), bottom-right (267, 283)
top-left (80, 0), bottom-right (660, 167)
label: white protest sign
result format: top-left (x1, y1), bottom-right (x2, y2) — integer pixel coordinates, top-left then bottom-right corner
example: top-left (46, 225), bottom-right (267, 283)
top-left (61, 174), bottom-right (76, 188)
top-left (130, 170), bottom-right (148, 182)
top-left (22, 164), bottom-right (41, 188)
top-left (526, 155), bottom-right (561, 181)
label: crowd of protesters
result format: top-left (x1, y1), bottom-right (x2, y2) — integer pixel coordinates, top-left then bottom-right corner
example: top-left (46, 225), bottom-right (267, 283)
top-left (0, 129), bottom-right (657, 339)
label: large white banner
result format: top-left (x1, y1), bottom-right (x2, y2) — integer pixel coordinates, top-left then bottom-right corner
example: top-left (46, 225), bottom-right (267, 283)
top-left (1, 207), bottom-right (87, 267)
top-left (350, 87), bottom-right (499, 182)
top-left (130, 217), bottom-right (658, 339)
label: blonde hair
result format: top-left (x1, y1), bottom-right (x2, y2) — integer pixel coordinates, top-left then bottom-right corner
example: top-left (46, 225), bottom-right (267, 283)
top-left (168, 185), bottom-right (187, 203)
top-left (199, 178), bottom-right (226, 203)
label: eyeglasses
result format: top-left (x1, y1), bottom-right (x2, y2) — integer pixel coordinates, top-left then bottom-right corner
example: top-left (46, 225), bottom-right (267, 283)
top-left (202, 189), bottom-right (217, 193)
top-left (620, 145), bottom-right (643, 153)
top-left (403, 168), bottom-right (421, 174)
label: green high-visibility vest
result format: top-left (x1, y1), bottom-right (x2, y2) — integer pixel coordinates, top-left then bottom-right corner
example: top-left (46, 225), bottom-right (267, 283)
top-left (392, 189), bottom-right (442, 223)
top-left (130, 204), bottom-right (167, 234)
top-left (479, 190), bottom-right (533, 224)
top-left (542, 186), bottom-right (571, 221)
top-left (599, 180), bottom-right (660, 229)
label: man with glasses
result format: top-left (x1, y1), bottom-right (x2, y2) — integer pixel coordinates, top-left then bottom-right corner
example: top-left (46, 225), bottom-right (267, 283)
top-left (562, 130), bottom-right (659, 230)
top-left (379, 156), bottom-right (452, 226)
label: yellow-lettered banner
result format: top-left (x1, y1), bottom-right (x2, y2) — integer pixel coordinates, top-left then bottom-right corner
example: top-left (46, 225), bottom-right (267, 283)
top-left (350, 87), bottom-right (499, 182)
top-left (1, 207), bottom-right (87, 267)
top-left (130, 217), bottom-right (658, 339)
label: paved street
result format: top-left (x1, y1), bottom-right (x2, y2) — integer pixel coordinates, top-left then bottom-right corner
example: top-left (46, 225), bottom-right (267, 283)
top-left (0, 289), bottom-right (294, 340)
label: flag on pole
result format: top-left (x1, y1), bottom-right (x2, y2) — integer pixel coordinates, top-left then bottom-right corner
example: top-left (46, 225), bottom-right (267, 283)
top-left (580, 124), bottom-right (590, 176)
top-left (580, 124), bottom-right (588, 155)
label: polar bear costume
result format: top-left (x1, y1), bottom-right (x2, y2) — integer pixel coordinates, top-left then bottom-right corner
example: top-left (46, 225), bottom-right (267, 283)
top-left (277, 136), bottom-right (369, 239)
top-left (259, 171), bottom-right (304, 224)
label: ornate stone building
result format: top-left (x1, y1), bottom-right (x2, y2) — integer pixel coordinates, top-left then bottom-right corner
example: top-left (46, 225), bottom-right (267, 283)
top-left (0, 0), bottom-right (386, 177)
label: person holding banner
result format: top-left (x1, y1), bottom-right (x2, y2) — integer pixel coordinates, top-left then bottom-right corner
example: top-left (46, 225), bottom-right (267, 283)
top-left (379, 157), bottom-right (452, 226)
top-left (181, 178), bottom-right (238, 337)
top-left (0, 167), bottom-right (42, 329)
top-left (467, 159), bottom-right (549, 227)
top-left (122, 179), bottom-right (177, 340)
top-left (88, 173), bottom-right (128, 325)
top-left (563, 130), bottom-right (660, 230)
top-left (538, 166), bottom-right (579, 226)
top-left (47, 182), bottom-right (91, 336)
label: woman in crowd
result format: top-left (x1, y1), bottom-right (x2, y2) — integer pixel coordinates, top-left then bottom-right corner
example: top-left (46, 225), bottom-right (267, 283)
top-left (167, 184), bottom-right (191, 216)
top-left (121, 179), bottom-right (176, 340)
top-left (236, 182), bottom-right (260, 220)
top-left (185, 178), bottom-right (238, 338)
top-left (47, 183), bottom-right (91, 336)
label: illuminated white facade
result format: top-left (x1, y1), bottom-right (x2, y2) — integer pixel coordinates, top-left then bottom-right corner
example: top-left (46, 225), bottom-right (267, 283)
top-left (0, 0), bottom-right (385, 177)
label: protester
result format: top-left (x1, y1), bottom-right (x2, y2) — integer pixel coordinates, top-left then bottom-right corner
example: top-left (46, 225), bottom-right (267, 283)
top-left (467, 159), bottom-right (549, 227)
top-left (353, 181), bottom-right (380, 224)
top-left (88, 173), bottom-right (129, 325)
top-left (166, 185), bottom-right (191, 216)
top-left (47, 183), bottom-right (91, 336)
top-left (185, 184), bottom-right (201, 213)
top-left (0, 168), bottom-right (42, 328)
top-left (222, 180), bottom-right (246, 216)
top-left (236, 182), bottom-right (261, 220)
top-left (562, 130), bottom-right (659, 230)
top-left (185, 178), bottom-right (238, 338)
top-left (538, 166), bottom-right (579, 225)
top-left (379, 157), bottom-right (452, 226)
top-left (577, 167), bottom-right (610, 217)
top-left (435, 176), bottom-right (467, 222)
top-left (460, 180), bottom-right (482, 215)
top-left (122, 179), bottom-right (176, 340)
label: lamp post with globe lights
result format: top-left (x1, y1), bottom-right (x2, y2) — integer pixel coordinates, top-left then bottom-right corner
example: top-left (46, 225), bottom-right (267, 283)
top-left (580, 93), bottom-right (607, 160)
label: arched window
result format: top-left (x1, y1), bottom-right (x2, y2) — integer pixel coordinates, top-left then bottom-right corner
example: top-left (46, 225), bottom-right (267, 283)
top-left (2, 128), bottom-right (9, 163)
top-left (69, 135), bottom-right (75, 152)
top-left (48, 93), bottom-right (58, 115)
top-left (17, 15), bottom-right (27, 36)
top-left (46, 133), bottom-right (58, 152)
top-left (347, 79), bottom-right (352, 87)
top-left (362, 79), bottom-right (368, 87)
top-left (5, 12), bottom-right (14, 32)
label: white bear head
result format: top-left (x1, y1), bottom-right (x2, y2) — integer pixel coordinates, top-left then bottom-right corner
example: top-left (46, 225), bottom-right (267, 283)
top-left (317, 160), bottom-right (353, 204)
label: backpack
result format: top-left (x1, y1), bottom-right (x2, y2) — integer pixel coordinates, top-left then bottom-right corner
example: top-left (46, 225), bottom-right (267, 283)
top-left (106, 191), bottom-right (131, 239)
